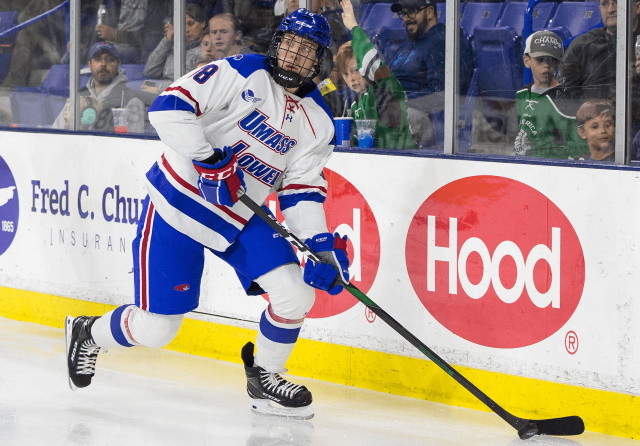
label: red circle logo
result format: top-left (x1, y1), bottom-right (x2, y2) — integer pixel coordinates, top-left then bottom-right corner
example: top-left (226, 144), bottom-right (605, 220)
top-left (264, 169), bottom-right (380, 318)
top-left (406, 176), bottom-right (584, 348)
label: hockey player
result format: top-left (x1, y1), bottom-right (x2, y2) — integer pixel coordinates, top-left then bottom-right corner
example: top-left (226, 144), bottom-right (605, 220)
top-left (65, 8), bottom-right (350, 420)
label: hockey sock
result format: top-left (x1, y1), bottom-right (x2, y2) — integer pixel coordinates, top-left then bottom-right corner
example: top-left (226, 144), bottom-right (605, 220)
top-left (254, 306), bottom-right (303, 372)
top-left (91, 304), bottom-right (138, 347)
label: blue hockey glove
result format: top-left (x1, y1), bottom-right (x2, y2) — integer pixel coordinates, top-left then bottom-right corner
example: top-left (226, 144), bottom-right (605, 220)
top-left (193, 146), bottom-right (245, 206)
top-left (303, 232), bottom-right (350, 295)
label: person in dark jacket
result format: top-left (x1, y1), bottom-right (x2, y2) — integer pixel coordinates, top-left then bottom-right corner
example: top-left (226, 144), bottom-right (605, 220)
top-left (386, 0), bottom-right (475, 147)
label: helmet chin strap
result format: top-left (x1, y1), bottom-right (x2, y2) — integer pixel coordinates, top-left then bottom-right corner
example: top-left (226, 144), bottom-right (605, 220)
top-left (271, 65), bottom-right (312, 89)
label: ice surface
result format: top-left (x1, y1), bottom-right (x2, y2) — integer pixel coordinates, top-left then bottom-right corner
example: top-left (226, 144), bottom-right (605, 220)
top-left (0, 316), bottom-right (636, 446)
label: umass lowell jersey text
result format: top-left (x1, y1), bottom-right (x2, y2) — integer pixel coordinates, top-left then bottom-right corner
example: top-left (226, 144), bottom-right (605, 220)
top-left (148, 54), bottom-right (335, 251)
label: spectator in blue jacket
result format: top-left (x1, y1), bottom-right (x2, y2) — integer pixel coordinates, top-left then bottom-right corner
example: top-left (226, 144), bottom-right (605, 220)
top-left (387, 0), bottom-right (475, 147)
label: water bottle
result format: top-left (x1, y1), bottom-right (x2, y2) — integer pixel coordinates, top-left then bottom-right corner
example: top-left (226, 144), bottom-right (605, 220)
top-left (97, 3), bottom-right (106, 26)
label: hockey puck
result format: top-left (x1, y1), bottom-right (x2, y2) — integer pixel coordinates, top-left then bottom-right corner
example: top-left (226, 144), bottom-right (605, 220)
top-left (518, 422), bottom-right (538, 440)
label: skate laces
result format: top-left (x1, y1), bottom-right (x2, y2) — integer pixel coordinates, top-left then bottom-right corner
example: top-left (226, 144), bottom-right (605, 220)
top-left (76, 340), bottom-right (100, 375)
top-left (260, 371), bottom-right (304, 399)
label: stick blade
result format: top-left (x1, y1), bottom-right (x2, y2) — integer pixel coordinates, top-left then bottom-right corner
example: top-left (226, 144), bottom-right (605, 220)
top-left (518, 416), bottom-right (585, 439)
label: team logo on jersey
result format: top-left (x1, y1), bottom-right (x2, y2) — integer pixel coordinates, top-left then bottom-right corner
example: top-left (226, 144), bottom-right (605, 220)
top-left (241, 89), bottom-right (262, 103)
top-left (238, 109), bottom-right (297, 154)
top-left (174, 283), bottom-right (190, 291)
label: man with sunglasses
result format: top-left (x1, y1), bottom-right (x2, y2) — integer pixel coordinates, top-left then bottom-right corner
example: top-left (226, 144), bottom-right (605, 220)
top-left (387, 0), bottom-right (474, 147)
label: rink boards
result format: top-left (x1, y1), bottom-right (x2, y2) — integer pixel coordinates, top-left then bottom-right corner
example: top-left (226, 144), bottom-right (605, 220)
top-left (0, 130), bottom-right (638, 439)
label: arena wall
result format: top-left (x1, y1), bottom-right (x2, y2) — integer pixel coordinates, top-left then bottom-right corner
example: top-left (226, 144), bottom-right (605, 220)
top-left (0, 129), bottom-right (637, 438)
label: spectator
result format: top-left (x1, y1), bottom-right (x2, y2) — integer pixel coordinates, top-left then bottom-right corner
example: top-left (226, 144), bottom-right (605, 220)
top-left (274, 0), bottom-right (299, 17)
top-left (52, 41), bottom-right (146, 132)
top-left (315, 0), bottom-right (351, 54)
top-left (143, 4), bottom-right (206, 89)
top-left (335, 0), bottom-right (416, 149)
top-left (387, 0), bottom-right (475, 147)
top-left (58, 1), bottom-right (164, 67)
top-left (233, 0), bottom-right (278, 53)
top-left (0, 0), bottom-right (65, 89)
top-left (208, 13), bottom-right (253, 58)
top-left (576, 99), bottom-right (616, 162)
top-left (514, 30), bottom-right (588, 159)
top-left (198, 30), bottom-right (217, 62)
top-left (562, 0), bottom-right (640, 98)
top-left (562, 0), bottom-right (640, 135)
top-left (92, 0), bottom-right (149, 64)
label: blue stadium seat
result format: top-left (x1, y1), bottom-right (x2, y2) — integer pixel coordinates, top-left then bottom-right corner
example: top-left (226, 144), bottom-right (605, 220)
top-left (437, 3), bottom-right (445, 23)
top-left (359, 3), bottom-right (401, 37)
top-left (546, 2), bottom-right (601, 39)
top-left (121, 64), bottom-right (146, 81)
top-left (436, 3), bottom-right (466, 24)
top-left (473, 26), bottom-right (524, 99)
top-left (36, 65), bottom-right (91, 96)
top-left (497, 1), bottom-right (557, 36)
top-left (10, 92), bottom-right (60, 127)
top-left (543, 26), bottom-right (573, 45)
top-left (0, 10), bottom-right (19, 84)
top-left (460, 2), bottom-right (504, 38)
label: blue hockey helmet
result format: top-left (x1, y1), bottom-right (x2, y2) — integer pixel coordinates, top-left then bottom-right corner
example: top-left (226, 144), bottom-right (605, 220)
top-left (268, 8), bottom-right (332, 89)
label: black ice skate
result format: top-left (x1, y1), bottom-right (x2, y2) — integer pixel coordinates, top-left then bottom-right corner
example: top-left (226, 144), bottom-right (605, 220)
top-left (65, 315), bottom-right (101, 390)
top-left (241, 342), bottom-right (314, 419)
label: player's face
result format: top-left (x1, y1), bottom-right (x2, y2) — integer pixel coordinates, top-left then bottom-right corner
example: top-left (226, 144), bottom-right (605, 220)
top-left (209, 17), bottom-right (240, 54)
top-left (277, 33), bottom-right (319, 78)
top-left (186, 16), bottom-right (205, 43)
top-left (578, 114), bottom-right (615, 152)
top-left (523, 55), bottom-right (559, 88)
top-left (89, 51), bottom-right (119, 85)
top-left (342, 57), bottom-right (367, 93)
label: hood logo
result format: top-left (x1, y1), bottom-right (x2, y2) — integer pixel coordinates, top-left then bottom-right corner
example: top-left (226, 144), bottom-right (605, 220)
top-left (241, 89), bottom-right (262, 103)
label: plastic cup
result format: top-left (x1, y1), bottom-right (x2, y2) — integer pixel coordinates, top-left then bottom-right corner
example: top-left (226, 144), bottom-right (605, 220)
top-left (111, 107), bottom-right (128, 133)
top-left (355, 119), bottom-right (376, 148)
top-left (334, 117), bottom-right (353, 146)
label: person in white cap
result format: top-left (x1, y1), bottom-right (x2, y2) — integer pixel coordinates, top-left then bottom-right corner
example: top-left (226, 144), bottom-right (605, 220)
top-left (513, 30), bottom-right (589, 159)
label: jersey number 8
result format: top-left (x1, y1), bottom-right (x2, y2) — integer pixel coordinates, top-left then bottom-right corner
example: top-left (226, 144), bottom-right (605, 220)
top-left (193, 64), bottom-right (219, 84)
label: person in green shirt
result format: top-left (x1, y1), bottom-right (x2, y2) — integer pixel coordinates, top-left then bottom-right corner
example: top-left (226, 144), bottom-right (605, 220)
top-left (334, 0), bottom-right (416, 149)
top-left (514, 30), bottom-right (589, 159)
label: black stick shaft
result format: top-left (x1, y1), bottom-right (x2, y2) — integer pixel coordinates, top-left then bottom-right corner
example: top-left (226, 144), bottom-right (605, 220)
top-left (238, 193), bottom-right (584, 438)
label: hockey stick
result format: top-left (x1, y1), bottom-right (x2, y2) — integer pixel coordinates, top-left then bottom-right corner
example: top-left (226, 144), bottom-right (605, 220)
top-left (238, 193), bottom-right (584, 439)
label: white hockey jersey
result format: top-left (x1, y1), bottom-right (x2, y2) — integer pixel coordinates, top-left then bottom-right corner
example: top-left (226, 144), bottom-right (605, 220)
top-left (147, 54), bottom-right (335, 252)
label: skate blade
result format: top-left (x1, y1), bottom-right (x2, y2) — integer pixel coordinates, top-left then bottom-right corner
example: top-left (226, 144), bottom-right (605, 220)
top-left (64, 316), bottom-right (78, 391)
top-left (249, 398), bottom-right (314, 420)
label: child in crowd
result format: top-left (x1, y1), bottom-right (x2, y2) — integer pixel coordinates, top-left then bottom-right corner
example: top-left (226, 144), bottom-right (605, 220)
top-left (514, 30), bottom-right (589, 159)
top-left (576, 99), bottom-right (615, 162)
top-left (335, 0), bottom-right (416, 149)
